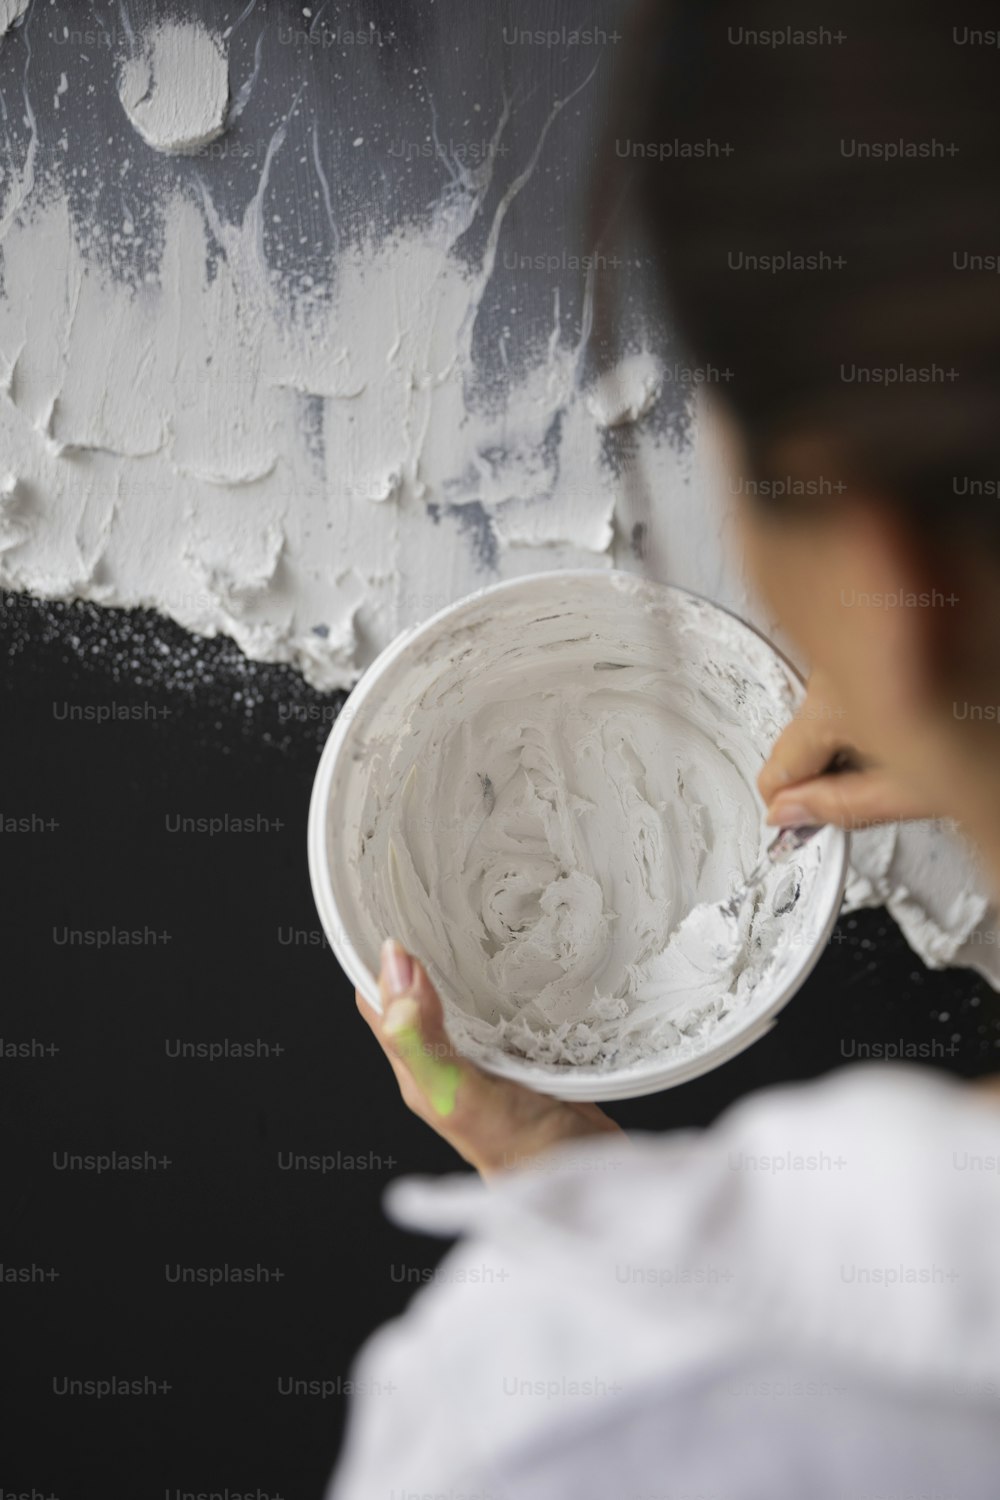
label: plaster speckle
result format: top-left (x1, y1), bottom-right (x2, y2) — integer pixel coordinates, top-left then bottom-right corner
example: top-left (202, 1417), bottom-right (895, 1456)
top-left (118, 21), bottom-right (230, 156)
top-left (586, 351), bottom-right (663, 429)
top-left (0, 0), bottom-right (28, 43)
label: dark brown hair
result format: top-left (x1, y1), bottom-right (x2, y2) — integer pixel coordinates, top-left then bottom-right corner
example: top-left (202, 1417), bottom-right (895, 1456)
top-left (613, 0), bottom-right (1000, 528)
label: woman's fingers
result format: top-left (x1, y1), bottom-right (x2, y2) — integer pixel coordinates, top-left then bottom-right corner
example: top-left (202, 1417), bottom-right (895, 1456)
top-left (355, 988), bottom-right (429, 1108)
top-left (766, 767), bottom-right (935, 832)
top-left (378, 943), bottom-right (469, 1119)
top-left (357, 939), bottom-right (624, 1178)
top-left (758, 679), bottom-right (850, 806)
top-left (360, 939), bottom-right (535, 1175)
top-left (760, 669), bottom-right (939, 831)
top-left (355, 947), bottom-right (478, 1129)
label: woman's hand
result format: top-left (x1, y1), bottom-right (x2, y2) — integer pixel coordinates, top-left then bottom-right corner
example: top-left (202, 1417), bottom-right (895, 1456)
top-left (760, 668), bottom-right (938, 830)
top-left (357, 940), bottom-right (625, 1179)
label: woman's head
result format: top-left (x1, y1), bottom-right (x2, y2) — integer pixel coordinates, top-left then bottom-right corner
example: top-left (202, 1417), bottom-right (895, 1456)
top-left (623, 0), bottom-right (1000, 833)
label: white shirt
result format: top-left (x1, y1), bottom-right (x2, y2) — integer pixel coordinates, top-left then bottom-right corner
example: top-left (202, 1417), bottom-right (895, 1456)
top-left (329, 1065), bottom-right (1000, 1499)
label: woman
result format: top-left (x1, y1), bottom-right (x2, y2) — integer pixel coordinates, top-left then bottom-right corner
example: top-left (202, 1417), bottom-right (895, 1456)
top-left (333, 3), bottom-right (1000, 1494)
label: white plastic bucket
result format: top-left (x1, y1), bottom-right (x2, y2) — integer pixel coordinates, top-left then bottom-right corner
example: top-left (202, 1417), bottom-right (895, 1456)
top-left (308, 571), bottom-right (848, 1102)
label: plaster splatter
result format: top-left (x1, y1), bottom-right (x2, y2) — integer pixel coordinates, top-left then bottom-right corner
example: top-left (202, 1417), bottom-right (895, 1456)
top-left (118, 21), bottom-right (230, 156)
top-left (0, 0), bottom-right (28, 44)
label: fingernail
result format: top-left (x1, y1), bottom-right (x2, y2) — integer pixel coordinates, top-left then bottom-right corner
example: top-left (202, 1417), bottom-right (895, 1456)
top-left (766, 802), bottom-right (816, 828)
top-left (383, 995), bottom-right (421, 1036)
top-left (381, 938), bottom-right (413, 997)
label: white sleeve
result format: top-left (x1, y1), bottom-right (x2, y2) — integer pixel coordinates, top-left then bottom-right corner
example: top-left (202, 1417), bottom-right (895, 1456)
top-left (328, 1065), bottom-right (1000, 1500)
